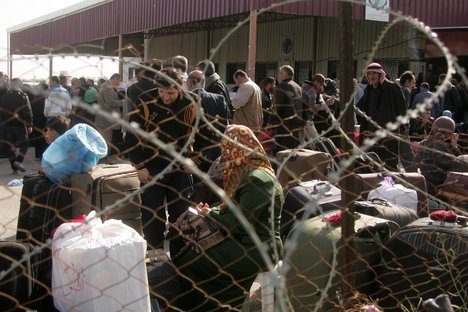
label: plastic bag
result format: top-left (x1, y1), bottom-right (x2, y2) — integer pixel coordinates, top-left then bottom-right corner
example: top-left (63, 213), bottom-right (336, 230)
top-left (367, 177), bottom-right (418, 213)
top-left (52, 211), bottom-right (150, 312)
top-left (42, 123), bottom-right (107, 184)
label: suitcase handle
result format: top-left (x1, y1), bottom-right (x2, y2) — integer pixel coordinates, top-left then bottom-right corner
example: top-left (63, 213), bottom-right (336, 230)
top-left (356, 221), bottom-right (398, 241)
top-left (369, 198), bottom-right (391, 206)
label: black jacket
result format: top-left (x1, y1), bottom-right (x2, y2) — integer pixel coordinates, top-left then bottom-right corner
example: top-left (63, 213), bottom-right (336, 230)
top-left (205, 73), bottom-right (234, 118)
top-left (357, 79), bottom-right (407, 134)
top-left (192, 88), bottom-right (228, 153)
top-left (272, 78), bottom-right (304, 132)
top-left (0, 88), bottom-right (33, 127)
top-left (125, 88), bottom-right (198, 173)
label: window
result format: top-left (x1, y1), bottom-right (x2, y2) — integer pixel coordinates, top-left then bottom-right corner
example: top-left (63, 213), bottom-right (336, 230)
top-left (255, 62), bottom-right (278, 84)
top-left (294, 61), bottom-right (312, 83)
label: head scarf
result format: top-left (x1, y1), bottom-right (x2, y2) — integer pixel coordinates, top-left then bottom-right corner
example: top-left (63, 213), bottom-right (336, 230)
top-left (366, 63), bottom-right (387, 84)
top-left (429, 116), bottom-right (455, 140)
top-left (221, 125), bottom-right (275, 200)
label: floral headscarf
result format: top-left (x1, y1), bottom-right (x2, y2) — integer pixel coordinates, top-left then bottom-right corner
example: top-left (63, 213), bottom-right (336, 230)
top-left (221, 125), bottom-right (275, 200)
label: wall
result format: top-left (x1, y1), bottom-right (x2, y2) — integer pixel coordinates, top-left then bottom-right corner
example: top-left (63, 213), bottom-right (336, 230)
top-left (148, 16), bottom-right (426, 81)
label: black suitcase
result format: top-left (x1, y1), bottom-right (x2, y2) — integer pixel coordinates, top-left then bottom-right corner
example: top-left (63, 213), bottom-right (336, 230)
top-left (28, 177), bottom-right (73, 245)
top-left (354, 198), bottom-right (419, 228)
top-left (374, 217), bottom-right (468, 311)
top-left (0, 241), bottom-right (40, 311)
top-left (281, 180), bottom-right (341, 238)
top-left (17, 174), bottom-right (73, 245)
top-left (146, 249), bottom-right (180, 311)
top-left (312, 137), bottom-right (343, 165)
top-left (17, 174), bottom-right (43, 241)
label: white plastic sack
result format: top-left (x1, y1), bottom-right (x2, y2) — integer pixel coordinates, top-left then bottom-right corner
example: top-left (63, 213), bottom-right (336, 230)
top-left (368, 183), bottom-right (418, 213)
top-left (52, 211), bottom-right (150, 312)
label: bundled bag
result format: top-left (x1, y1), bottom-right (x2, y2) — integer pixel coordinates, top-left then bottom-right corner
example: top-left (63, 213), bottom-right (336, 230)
top-left (42, 123), bottom-right (107, 184)
top-left (178, 208), bottom-right (225, 253)
top-left (52, 211), bottom-right (150, 312)
top-left (367, 177), bottom-right (418, 213)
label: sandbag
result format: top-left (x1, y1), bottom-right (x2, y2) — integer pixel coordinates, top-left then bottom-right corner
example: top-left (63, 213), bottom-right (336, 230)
top-left (42, 124), bottom-right (107, 184)
top-left (52, 211), bottom-right (149, 312)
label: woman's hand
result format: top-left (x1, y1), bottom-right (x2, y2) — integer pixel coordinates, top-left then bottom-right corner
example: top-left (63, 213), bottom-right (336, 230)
top-left (196, 202), bottom-right (211, 217)
top-left (450, 133), bottom-right (459, 149)
top-left (137, 168), bottom-right (152, 183)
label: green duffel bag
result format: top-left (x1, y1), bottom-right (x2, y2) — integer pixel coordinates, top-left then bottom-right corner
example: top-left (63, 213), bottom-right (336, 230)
top-left (283, 210), bottom-right (399, 311)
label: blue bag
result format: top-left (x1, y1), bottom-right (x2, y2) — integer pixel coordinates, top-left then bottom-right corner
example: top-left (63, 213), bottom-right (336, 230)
top-left (42, 124), bottom-right (107, 184)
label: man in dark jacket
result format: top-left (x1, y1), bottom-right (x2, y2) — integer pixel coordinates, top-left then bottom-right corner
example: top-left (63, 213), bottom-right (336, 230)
top-left (357, 63), bottom-right (413, 171)
top-left (125, 68), bottom-right (198, 253)
top-left (0, 78), bottom-right (33, 173)
top-left (196, 60), bottom-right (234, 118)
top-left (271, 65), bottom-right (304, 153)
top-left (187, 70), bottom-right (229, 173)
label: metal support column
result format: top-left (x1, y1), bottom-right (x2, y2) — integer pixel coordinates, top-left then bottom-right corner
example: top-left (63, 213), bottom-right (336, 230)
top-left (248, 10), bottom-right (257, 81)
top-left (338, 0), bottom-right (357, 303)
top-left (48, 53), bottom-right (53, 79)
top-left (118, 34), bottom-right (124, 77)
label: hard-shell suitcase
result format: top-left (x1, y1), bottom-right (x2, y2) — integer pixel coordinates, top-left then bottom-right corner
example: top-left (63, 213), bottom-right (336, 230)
top-left (354, 198), bottom-right (419, 228)
top-left (375, 217), bottom-right (467, 312)
top-left (275, 149), bottom-right (333, 192)
top-left (354, 172), bottom-right (429, 217)
top-left (281, 180), bottom-right (341, 238)
top-left (284, 211), bottom-right (400, 312)
top-left (0, 241), bottom-right (41, 311)
top-left (70, 163), bottom-right (143, 234)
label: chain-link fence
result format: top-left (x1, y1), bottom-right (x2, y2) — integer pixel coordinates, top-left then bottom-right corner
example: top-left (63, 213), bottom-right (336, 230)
top-left (0, 0), bottom-right (467, 311)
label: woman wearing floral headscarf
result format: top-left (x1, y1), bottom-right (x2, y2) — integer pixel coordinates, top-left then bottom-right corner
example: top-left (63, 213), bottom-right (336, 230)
top-left (172, 124), bottom-right (283, 311)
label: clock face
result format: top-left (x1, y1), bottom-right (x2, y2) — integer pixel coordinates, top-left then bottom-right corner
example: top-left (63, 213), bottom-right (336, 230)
top-left (282, 37), bottom-right (293, 54)
top-left (368, 0), bottom-right (388, 10)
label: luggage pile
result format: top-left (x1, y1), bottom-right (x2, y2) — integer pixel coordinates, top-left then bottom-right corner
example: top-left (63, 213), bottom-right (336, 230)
top-left (1, 163), bottom-right (143, 311)
top-left (277, 146), bottom-right (465, 311)
top-left (283, 210), bottom-right (467, 311)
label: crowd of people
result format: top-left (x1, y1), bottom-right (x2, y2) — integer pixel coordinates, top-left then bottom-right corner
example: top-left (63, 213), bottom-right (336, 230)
top-left (0, 57), bottom-right (467, 310)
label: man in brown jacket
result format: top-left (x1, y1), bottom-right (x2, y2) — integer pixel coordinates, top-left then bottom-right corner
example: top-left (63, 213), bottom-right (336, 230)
top-left (232, 70), bottom-right (263, 132)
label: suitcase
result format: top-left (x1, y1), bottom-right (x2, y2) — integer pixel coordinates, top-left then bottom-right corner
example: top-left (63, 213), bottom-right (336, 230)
top-left (17, 175), bottom-right (73, 245)
top-left (284, 211), bottom-right (400, 312)
top-left (374, 217), bottom-right (468, 311)
top-left (354, 198), bottom-right (419, 228)
top-left (70, 164), bottom-right (143, 234)
top-left (311, 137), bottom-right (343, 164)
top-left (354, 152), bottom-right (384, 174)
top-left (15, 176), bottom-right (73, 311)
top-left (146, 249), bottom-right (180, 310)
top-left (17, 174), bottom-right (43, 241)
top-left (276, 149), bottom-right (333, 192)
top-left (437, 171), bottom-right (468, 204)
top-left (354, 172), bottom-right (429, 217)
top-left (281, 180), bottom-right (341, 238)
top-left (0, 241), bottom-right (41, 311)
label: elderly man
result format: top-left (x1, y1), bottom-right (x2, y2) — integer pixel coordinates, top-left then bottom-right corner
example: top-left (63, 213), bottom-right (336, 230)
top-left (271, 65), bottom-right (304, 153)
top-left (356, 63), bottom-right (413, 171)
top-left (231, 70), bottom-right (263, 132)
top-left (96, 73), bottom-right (125, 156)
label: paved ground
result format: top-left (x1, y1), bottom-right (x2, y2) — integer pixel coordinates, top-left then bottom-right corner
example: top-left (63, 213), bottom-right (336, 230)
top-left (0, 147), bottom-right (39, 240)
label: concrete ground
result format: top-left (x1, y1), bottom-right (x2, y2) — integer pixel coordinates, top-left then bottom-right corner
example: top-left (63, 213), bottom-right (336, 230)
top-left (0, 147), bottom-right (39, 240)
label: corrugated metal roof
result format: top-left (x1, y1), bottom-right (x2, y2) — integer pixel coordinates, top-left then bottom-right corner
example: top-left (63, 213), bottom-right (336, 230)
top-left (9, 0), bottom-right (468, 54)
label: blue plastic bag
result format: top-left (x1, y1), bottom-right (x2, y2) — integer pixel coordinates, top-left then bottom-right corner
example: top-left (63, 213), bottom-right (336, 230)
top-left (42, 124), bottom-right (107, 184)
